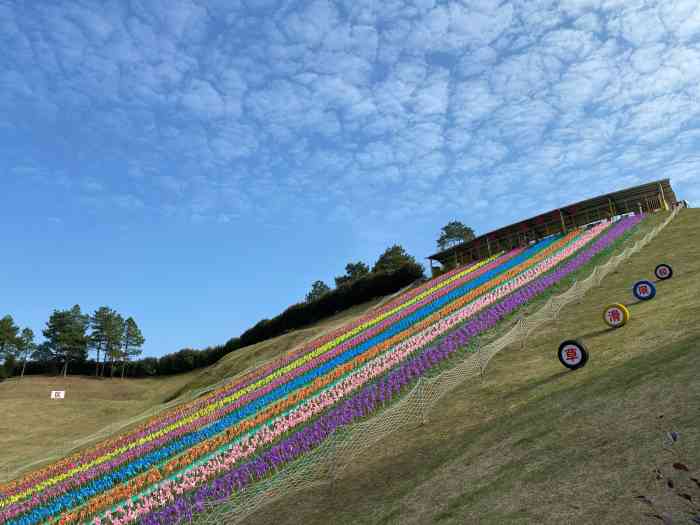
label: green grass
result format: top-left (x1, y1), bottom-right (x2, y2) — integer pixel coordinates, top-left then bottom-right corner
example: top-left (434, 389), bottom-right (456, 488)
top-left (0, 297), bottom-right (392, 482)
top-left (3, 210), bottom-right (698, 525)
top-left (229, 209), bottom-right (700, 525)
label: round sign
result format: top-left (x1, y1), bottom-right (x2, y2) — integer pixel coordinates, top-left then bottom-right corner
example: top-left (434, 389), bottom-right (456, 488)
top-left (558, 340), bottom-right (589, 370)
top-left (654, 263), bottom-right (673, 280)
top-left (633, 280), bottom-right (657, 301)
top-left (602, 303), bottom-right (630, 328)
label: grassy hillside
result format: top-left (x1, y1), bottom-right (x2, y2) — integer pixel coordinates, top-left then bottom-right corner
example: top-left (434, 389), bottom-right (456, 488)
top-left (0, 296), bottom-right (393, 483)
top-left (3, 210), bottom-right (697, 525)
top-left (223, 209), bottom-right (700, 525)
top-left (0, 375), bottom-right (193, 481)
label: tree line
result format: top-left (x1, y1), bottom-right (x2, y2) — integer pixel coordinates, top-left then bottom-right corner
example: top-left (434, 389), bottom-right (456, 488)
top-left (0, 306), bottom-right (144, 380)
top-left (304, 244), bottom-right (425, 302)
top-left (0, 227), bottom-right (474, 381)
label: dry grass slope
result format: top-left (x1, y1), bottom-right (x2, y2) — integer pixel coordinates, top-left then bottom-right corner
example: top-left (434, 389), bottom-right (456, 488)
top-left (0, 375), bottom-right (193, 479)
top-left (2, 210), bottom-right (697, 525)
top-left (0, 297), bottom-right (393, 481)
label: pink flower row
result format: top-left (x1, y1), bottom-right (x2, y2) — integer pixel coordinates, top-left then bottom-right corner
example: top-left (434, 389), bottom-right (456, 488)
top-left (3, 251), bottom-right (520, 505)
top-left (95, 225), bottom-right (607, 524)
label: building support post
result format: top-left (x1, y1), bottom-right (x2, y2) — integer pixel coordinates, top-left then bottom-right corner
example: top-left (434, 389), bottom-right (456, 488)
top-left (658, 183), bottom-right (669, 211)
top-left (559, 209), bottom-right (567, 234)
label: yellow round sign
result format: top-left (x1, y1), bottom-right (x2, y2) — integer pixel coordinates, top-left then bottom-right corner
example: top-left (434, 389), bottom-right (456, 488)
top-left (602, 303), bottom-right (630, 328)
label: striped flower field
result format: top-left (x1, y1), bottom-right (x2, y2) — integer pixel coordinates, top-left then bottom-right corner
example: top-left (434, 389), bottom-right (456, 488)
top-left (0, 213), bottom-right (644, 525)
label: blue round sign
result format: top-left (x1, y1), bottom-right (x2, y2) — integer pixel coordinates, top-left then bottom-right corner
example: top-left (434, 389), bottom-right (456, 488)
top-left (633, 280), bottom-right (656, 301)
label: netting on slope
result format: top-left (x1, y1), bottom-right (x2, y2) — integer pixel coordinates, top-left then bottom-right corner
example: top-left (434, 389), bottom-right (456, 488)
top-left (0, 282), bottom-right (427, 484)
top-left (0, 372), bottom-right (243, 484)
top-left (191, 207), bottom-right (679, 525)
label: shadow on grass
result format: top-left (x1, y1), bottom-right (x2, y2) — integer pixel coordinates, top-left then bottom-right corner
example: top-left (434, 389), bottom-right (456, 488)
top-left (500, 369), bottom-right (571, 400)
top-left (626, 299), bottom-right (645, 307)
top-left (578, 326), bottom-right (618, 340)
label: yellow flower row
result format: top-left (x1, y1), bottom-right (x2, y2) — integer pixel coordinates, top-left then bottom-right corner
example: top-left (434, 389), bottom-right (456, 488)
top-left (1, 252), bottom-right (502, 505)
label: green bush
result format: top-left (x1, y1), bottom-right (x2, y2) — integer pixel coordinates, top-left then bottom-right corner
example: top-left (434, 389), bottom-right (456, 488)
top-left (17, 263), bottom-right (425, 378)
top-left (1, 354), bottom-right (17, 379)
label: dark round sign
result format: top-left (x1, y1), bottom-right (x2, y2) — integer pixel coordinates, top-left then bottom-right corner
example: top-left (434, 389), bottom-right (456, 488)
top-left (654, 263), bottom-right (673, 280)
top-left (633, 280), bottom-right (657, 301)
top-left (558, 340), bottom-right (589, 370)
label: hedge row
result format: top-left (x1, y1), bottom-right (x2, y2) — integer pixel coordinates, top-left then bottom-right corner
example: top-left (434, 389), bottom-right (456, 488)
top-left (15, 264), bottom-right (425, 379)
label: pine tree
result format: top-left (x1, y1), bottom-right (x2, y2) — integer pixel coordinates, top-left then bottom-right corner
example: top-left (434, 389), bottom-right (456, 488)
top-left (43, 305), bottom-right (89, 377)
top-left (436, 221), bottom-right (476, 251)
top-left (105, 313), bottom-right (125, 378)
top-left (0, 315), bottom-right (20, 366)
top-left (121, 317), bottom-right (145, 379)
top-left (305, 280), bottom-right (331, 302)
top-left (334, 261), bottom-right (370, 287)
top-left (90, 307), bottom-right (116, 377)
top-left (372, 245), bottom-right (420, 274)
top-left (17, 328), bottom-right (35, 379)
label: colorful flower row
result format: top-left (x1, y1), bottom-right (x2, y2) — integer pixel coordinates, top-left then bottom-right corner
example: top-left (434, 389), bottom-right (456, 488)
top-left (1, 227), bottom-right (596, 520)
top-left (2, 216), bottom-right (628, 520)
top-left (135, 215), bottom-right (643, 525)
top-left (78, 221), bottom-right (622, 525)
top-left (0, 252), bottom-right (506, 501)
top-left (0, 241), bottom-right (544, 510)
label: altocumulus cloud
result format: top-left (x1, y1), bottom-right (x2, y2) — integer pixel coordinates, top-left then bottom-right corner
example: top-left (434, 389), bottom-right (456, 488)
top-left (1, 0), bottom-right (699, 230)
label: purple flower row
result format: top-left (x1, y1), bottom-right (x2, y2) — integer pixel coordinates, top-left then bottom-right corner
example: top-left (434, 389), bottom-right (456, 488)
top-left (140, 215), bottom-right (641, 525)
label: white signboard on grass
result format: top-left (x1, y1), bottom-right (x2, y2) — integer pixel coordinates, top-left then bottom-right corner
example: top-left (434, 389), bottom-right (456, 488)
top-left (50, 390), bottom-right (65, 399)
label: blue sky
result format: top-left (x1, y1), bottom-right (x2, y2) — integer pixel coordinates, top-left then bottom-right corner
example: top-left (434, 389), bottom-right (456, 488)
top-left (1, 0), bottom-right (699, 359)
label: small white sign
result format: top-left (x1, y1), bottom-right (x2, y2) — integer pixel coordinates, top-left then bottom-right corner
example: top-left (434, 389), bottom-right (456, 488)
top-left (50, 390), bottom-right (65, 399)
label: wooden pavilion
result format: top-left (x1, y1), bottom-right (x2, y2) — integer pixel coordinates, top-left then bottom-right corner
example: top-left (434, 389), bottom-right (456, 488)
top-left (427, 179), bottom-right (678, 276)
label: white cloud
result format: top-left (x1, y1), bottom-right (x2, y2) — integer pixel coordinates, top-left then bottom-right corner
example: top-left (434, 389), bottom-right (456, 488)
top-left (209, 123), bottom-right (258, 162)
top-left (451, 80), bottom-right (501, 127)
top-left (448, 2), bottom-right (515, 46)
top-left (283, 0), bottom-right (340, 46)
top-left (411, 68), bottom-right (449, 115)
top-left (0, 0), bottom-right (698, 230)
top-left (609, 6), bottom-right (668, 47)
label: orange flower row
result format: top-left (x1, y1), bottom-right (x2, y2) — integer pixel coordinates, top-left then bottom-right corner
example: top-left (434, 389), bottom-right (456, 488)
top-left (54, 468), bottom-right (162, 525)
top-left (0, 241), bottom-right (525, 495)
top-left (70, 230), bottom-right (581, 522)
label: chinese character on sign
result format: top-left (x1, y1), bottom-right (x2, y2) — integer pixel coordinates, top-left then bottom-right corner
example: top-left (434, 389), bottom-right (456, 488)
top-left (608, 309), bottom-right (621, 323)
top-left (558, 340), bottom-right (588, 370)
top-left (639, 285), bottom-right (649, 295)
top-left (50, 391), bottom-right (65, 399)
